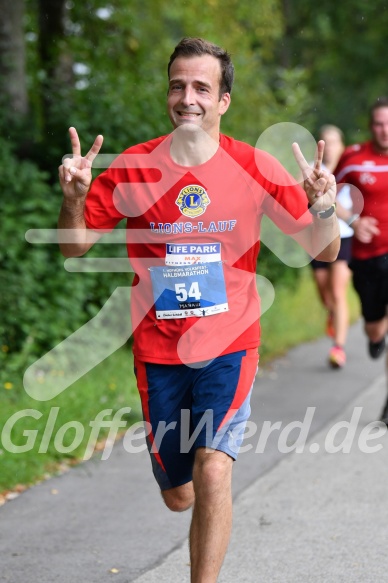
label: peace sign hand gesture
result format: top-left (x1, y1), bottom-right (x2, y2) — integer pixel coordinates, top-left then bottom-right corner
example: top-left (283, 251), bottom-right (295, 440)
top-left (58, 127), bottom-right (103, 200)
top-left (292, 139), bottom-right (337, 212)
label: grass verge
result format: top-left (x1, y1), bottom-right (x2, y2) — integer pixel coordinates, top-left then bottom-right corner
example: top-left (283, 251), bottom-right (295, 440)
top-left (0, 347), bottom-right (140, 493)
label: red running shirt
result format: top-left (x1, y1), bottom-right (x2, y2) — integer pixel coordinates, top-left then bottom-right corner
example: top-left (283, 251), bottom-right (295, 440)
top-left (335, 140), bottom-right (388, 260)
top-left (84, 133), bottom-right (311, 364)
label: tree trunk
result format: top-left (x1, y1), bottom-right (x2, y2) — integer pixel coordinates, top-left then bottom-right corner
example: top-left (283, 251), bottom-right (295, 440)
top-left (0, 0), bottom-right (28, 117)
top-left (38, 0), bottom-right (73, 86)
top-left (36, 0), bottom-right (74, 172)
top-left (279, 0), bottom-right (292, 68)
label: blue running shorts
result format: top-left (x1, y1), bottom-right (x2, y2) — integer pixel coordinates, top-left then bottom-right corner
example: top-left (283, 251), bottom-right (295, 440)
top-left (134, 349), bottom-right (259, 490)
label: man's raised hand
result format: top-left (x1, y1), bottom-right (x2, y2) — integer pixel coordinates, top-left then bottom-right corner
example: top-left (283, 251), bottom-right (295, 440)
top-left (292, 139), bottom-right (337, 211)
top-left (58, 127), bottom-right (103, 200)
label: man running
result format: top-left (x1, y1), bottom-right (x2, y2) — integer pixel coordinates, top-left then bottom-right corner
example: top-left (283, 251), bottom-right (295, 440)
top-left (335, 96), bottom-right (388, 423)
top-left (58, 37), bottom-right (339, 583)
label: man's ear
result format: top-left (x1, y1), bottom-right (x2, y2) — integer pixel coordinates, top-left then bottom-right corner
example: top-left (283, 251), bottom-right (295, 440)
top-left (219, 93), bottom-right (231, 116)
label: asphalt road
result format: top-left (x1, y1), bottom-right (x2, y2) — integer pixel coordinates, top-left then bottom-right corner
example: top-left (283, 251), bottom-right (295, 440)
top-left (1, 320), bottom-right (387, 583)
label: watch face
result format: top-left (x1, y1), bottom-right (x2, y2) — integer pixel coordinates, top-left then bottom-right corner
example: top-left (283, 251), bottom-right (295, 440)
top-left (308, 203), bottom-right (335, 218)
top-left (318, 204), bottom-right (336, 218)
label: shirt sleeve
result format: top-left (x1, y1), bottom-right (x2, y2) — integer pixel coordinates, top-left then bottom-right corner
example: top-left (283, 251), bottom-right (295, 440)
top-left (84, 166), bottom-right (127, 231)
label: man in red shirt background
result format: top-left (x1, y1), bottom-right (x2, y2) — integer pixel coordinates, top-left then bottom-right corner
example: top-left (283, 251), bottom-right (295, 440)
top-left (335, 96), bottom-right (388, 423)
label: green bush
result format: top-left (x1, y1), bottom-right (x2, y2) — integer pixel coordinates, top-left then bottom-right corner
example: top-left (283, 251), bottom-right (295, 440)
top-left (0, 138), bottom-right (129, 383)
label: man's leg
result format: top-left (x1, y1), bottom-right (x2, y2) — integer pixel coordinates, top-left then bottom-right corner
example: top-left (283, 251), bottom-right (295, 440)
top-left (185, 349), bottom-right (257, 582)
top-left (312, 266), bottom-right (332, 312)
top-left (189, 448), bottom-right (233, 583)
top-left (381, 348), bottom-right (388, 424)
top-left (159, 449), bottom-right (233, 582)
top-left (329, 260), bottom-right (351, 348)
top-left (351, 261), bottom-right (388, 358)
top-left (351, 260), bottom-right (388, 417)
top-left (326, 260), bottom-right (350, 367)
top-left (364, 317), bottom-right (388, 343)
top-left (136, 350), bottom-right (256, 582)
top-left (364, 316), bottom-right (387, 358)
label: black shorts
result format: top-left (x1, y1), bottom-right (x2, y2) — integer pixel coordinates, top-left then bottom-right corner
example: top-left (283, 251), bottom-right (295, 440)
top-left (350, 254), bottom-right (388, 322)
top-left (311, 236), bottom-right (352, 270)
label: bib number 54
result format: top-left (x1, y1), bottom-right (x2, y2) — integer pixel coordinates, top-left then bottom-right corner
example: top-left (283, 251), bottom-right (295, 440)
top-left (175, 281), bottom-right (202, 302)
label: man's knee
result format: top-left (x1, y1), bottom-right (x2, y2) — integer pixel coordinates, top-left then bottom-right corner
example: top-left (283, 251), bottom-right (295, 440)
top-left (193, 448), bottom-right (233, 492)
top-left (161, 482), bottom-right (195, 512)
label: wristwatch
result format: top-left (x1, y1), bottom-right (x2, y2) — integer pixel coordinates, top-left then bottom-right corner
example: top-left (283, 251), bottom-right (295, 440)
top-left (308, 202), bottom-right (336, 219)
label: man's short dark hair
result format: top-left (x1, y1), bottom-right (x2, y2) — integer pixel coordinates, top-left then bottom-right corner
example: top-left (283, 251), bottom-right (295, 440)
top-left (369, 96), bottom-right (388, 123)
top-left (168, 37), bottom-right (234, 98)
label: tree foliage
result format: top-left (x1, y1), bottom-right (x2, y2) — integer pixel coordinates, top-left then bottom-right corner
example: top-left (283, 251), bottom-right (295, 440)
top-left (19, 0), bottom-right (315, 161)
top-left (279, 0), bottom-right (388, 142)
top-left (0, 137), bottom-right (130, 380)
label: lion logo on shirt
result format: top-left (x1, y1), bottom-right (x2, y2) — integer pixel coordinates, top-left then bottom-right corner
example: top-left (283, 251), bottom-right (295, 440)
top-left (175, 185), bottom-right (211, 218)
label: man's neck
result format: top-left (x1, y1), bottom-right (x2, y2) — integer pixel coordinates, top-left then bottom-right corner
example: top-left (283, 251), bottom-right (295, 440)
top-left (170, 125), bottom-right (220, 166)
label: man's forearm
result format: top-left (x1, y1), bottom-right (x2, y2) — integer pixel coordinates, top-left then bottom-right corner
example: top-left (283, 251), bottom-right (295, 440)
top-left (310, 214), bottom-right (340, 261)
top-left (292, 214), bottom-right (340, 262)
top-left (58, 197), bottom-right (95, 257)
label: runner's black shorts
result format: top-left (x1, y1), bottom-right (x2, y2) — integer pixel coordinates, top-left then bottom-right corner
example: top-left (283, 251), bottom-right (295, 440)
top-left (310, 236), bottom-right (352, 270)
top-left (350, 253), bottom-right (388, 322)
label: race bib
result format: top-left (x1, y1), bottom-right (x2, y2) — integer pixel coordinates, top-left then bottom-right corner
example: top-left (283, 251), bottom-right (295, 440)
top-left (149, 262), bottom-right (229, 319)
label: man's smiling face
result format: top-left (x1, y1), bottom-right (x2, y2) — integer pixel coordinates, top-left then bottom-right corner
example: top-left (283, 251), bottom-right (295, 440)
top-left (167, 55), bottom-right (231, 141)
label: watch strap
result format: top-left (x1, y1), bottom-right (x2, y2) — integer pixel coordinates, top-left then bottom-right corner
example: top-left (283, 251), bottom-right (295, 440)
top-left (308, 202), bottom-right (336, 219)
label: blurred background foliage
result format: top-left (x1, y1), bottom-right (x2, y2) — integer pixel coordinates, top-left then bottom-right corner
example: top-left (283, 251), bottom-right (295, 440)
top-left (1, 0), bottom-right (387, 381)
